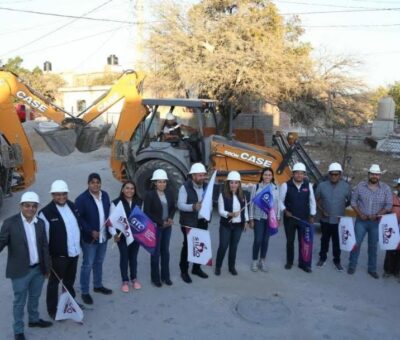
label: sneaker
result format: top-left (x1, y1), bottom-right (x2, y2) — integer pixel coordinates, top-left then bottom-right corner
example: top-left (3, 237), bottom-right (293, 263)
top-left (181, 273), bottom-right (192, 283)
top-left (251, 260), bottom-right (258, 272)
top-left (93, 286), bottom-right (113, 295)
top-left (334, 262), bottom-right (344, 272)
top-left (368, 271), bottom-right (379, 279)
top-left (259, 260), bottom-right (268, 272)
top-left (132, 279), bottom-right (142, 290)
top-left (284, 263), bottom-right (292, 270)
top-left (347, 267), bottom-right (355, 275)
top-left (316, 260), bottom-right (325, 267)
top-left (229, 267), bottom-right (238, 276)
top-left (121, 282), bottom-right (129, 293)
top-left (81, 293), bottom-right (93, 305)
top-left (215, 267), bottom-right (221, 276)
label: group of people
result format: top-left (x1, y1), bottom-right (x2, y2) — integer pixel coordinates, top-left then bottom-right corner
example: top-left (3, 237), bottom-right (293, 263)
top-left (0, 160), bottom-right (399, 340)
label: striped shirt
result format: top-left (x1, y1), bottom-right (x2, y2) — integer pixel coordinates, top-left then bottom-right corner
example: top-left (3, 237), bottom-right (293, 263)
top-left (351, 181), bottom-right (392, 215)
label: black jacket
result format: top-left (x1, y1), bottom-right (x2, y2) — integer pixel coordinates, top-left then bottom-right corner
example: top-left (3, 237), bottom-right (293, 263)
top-left (143, 189), bottom-right (176, 227)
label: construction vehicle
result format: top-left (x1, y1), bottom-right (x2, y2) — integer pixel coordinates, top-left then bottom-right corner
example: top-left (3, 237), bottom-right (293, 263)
top-left (0, 69), bottom-right (321, 203)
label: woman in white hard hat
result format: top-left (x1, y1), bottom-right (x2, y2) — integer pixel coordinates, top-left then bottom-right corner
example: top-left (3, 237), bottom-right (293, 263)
top-left (109, 181), bottom-right (143, 292)
top-left (143, 169), bottom-right (176, 287)
top-left (215, 171), bottom-right (249, 276)
top-left (249, 167), bottom-right (280, 272)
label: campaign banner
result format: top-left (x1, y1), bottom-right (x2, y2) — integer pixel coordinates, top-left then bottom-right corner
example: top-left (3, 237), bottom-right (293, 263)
top-left (299, 220), bottom-right (314, 268)
top-left (378, 213), bottom-right (400, 250)
top-left (105, 201), bottom-right (134, 245)
top-left (252, 184), bottom-right (279, 235)
top-left (56, 292), bottom-right (84, 323)
top-left (199, 170), bottom-right (217, 221)
top-left (186, 227), bottom-right (212, 266)
top-left (128, 206), bottom-right (157, 254)
top-left (338, 217), bottom-right (356, 252)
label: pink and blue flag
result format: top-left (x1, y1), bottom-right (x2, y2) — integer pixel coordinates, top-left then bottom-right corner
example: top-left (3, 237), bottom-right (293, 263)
top-left (252, 184), bottom-right (279, 235)
top-left (299, 220), bottom-right (314, 268)
top-left (128, 206), bottom-right (158, 254)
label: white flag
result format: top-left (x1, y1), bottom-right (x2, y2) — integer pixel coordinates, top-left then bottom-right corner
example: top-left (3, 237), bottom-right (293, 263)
top-left (378, 213), bottom-right (400, 250)
top-left (56, 292), bottom-right (84, 323)
top-left (338, 217), bottom-right (356, 252)
top-left (199, 170), bottom-right (216, 221)
top-left (186, 227), bottom-right (212, 265)
top-left (106, 201), bottom-right (134, 245)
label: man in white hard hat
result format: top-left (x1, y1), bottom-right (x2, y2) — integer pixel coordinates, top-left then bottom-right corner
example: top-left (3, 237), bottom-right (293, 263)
top-left (348, 164), bottom-right (392, 279)
top-left (315, 163), bottom-right (351, 271)
top-left (76, 173), bottom-right (112, 305)
top-left (0, 192), bottom-right (52, 340)
top-left (280, 162), bottom-right (317, 273)
top-left (38, 180), bottom-right (82, 319)
top-left (178, 162), bottom-right (209, 283)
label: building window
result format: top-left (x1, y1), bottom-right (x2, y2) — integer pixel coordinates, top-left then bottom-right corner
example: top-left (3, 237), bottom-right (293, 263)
top-left (77, 100), bottom-right (86, 112)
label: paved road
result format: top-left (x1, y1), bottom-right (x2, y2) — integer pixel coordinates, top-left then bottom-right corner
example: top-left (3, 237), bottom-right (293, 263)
top-left (0, 148), bottom-right (399, 340)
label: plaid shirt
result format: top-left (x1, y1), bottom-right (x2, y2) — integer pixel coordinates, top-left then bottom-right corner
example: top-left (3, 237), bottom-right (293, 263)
top-left (351, 181), bottom-right (393, 215)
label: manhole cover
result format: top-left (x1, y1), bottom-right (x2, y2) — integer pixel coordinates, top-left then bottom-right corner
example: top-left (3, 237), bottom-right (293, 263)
top-left (235, 296), bottom-right (291, 325)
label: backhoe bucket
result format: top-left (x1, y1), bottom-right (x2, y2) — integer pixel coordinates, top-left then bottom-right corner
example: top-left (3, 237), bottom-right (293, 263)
top-left (75, 124), bottom-right (112, 153)
top-left (34, 123), bottom-right (77, 156)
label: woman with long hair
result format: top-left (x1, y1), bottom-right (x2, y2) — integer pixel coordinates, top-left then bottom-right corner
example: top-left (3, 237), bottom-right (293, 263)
top-left (249, 167), bottom-right (280, 272)
top-left (143, 169), bottom-right (176, 287)
top-left (110, 181), bottom-right (143, 292)
top-left (215, 171), bottom-right (249, 276)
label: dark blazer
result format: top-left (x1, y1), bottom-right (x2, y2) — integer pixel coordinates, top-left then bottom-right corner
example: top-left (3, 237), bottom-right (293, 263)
top-left (0, 213), bottom-right (50, 279)
top-left (143, 189), bottom-right (176, 227)
top-left (75, 189), bottom-right (111, 243)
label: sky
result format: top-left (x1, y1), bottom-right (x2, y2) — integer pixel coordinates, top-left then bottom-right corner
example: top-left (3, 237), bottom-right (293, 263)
top-left (0, 0), bottom-right (399, 88)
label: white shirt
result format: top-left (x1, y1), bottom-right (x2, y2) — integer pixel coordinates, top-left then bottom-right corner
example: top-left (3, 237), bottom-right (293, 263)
top-left (279, 181), bottom-right (317, 216)
top-left (39, 205), bottom-right (81, 257)
top-left (91, 192), bottom-right (106, 243)
top-left (218, 193), bottom-right (249, 223)
top-left (178, 182), bottom-right (204, 212)
top-left (21, 213), bottom-right (39, 265)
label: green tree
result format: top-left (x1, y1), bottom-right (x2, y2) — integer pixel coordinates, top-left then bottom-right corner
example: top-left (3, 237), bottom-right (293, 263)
top-left (388, 82), bottom-right (400, 118)
top-left (2, 56), bottom-right (64, 100)
top-left (147, 0), bottom-right (313, 132)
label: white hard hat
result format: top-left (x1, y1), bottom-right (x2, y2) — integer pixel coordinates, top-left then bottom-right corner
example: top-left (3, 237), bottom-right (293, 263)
top-left (368, 164), bottom-right (382, 174)
top-left (151, 169), bottom-right (168, 181)
top-left (166, 112), bottom-right (176, 121)
top-left (227, 171), bottom-right (241, 181)
top-left (189, 163), bottom-right (207, 174)
top-left (328, 162), bottom-right (343, 173)
top-left (292, 162), bottom-right (306, 172)
top-left (50, 180), bottom-right (70, 193)
top-left (20, 191), bottom-right (40, 204)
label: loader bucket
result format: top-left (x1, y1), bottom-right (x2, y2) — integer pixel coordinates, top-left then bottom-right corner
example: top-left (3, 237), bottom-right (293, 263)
top-left (75, 124), bottom-right (112, 153)
top-left (34, 126), bottom-right (78, 156)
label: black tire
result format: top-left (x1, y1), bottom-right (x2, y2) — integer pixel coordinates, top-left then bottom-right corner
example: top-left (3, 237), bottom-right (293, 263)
top-left (134, 160), bottom-right (185, 200)
top-left (0, 186), bottom-right (3, 209)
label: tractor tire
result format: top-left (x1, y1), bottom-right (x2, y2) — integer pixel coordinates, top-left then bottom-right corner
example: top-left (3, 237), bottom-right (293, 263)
top-left (134, 160), bottom-right (185, 200)
top-left (0, 186), bottom-right (3, 209)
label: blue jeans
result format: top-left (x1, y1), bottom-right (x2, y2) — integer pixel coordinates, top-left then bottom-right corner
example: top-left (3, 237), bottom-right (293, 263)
top-left (151, 226), bottom-right (172, 282)
top-left (117, 239), bottom-right (140, 282)
top-left (11, 266), bottom-right (45, 335)
top-left (252, 218), bottom-right (270, 260)
top-left (348, 219), bottom-right (379, 272)
top-left (80, 241), bottom-right (108, 294)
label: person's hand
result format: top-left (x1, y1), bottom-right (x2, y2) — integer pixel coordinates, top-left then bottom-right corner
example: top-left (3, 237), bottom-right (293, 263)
top-left (163, 220), bottom-right (171, 228)
top-left (284, 210), bottom-right (292, 218)
top-left (369, 214), bottom-right (378, 221)
top-left (249, 220), bottom-right (254, 229)
top-left (359, 213), bottom-right (368, 221)
top-left (113, 234), bottom-right (121, 242)
top-left (244, 222), bottom-right (250, 230)
top-left (91, 230), bottom-right (100, 240)
top-left (193, 202), bottom-right (202, 211)
top-left (229, 211), bottom-right (240, 218)
top-left (167, 218), bottom-right (173, 226)
top-left (308, 216), bottom-right (315, 224)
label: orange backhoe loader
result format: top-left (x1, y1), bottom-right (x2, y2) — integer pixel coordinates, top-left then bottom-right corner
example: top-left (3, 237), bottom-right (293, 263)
top-left (0, 69), bottom-right (322, 204)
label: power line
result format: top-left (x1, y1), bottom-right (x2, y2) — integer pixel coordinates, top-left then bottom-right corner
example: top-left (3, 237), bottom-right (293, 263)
top-left (274, 0), bottom-right (374, 10)
top-left (303, 23), bottom-right (400, 28)
top-left (1, 0), bottom-right (114, 57)
top-left (0, 6), bottom-right (141, 24)
top-left (281, 6), bottom-right (400, 15)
